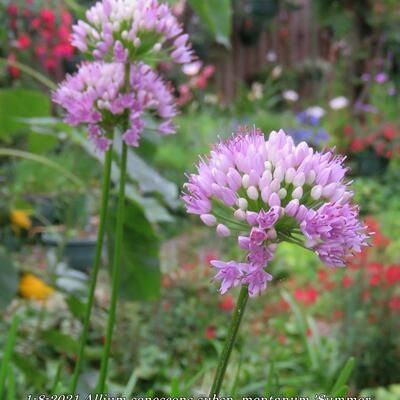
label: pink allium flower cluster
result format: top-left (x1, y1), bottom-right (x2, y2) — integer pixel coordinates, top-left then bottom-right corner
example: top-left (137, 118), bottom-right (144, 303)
top-left (52, 62), bottom-right (177, 151)
top-left (183, 128), bottom-right (369, 297)
top-left (72, 0), bottom-right (193, 64)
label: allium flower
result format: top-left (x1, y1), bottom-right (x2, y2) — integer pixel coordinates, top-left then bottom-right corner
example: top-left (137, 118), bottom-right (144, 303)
top-left (183, 128), bottom-right (369, 296)
top-left (53, 62), bottom-right (177, 151)
top-left (72, 0), bottom-right (193, 64)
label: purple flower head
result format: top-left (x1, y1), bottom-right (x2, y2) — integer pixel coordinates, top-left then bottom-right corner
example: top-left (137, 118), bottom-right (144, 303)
top-left (72, 0), bottom-right (193, 65)
top-left (375, 72), bottom-right (388, 84)
top-left (183, 128), bottom-right (369, 296)
top-left (52, 62), bottom-right (177, 151)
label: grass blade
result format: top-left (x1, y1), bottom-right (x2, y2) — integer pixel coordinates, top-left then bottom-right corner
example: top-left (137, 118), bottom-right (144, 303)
top-left (0, 314), bottom-right (19, 398)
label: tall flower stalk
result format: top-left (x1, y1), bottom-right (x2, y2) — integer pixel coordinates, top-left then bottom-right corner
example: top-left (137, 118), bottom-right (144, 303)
top-left (53, 0), bottom-right (193, 392)
top-left (69, 134), bottom-right (114, 392)
top-left (209, 286), bottom-right (248, 396)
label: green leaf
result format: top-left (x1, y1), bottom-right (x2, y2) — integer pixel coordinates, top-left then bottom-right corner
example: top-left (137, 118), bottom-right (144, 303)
top-left (41, 330), bottom-right (79, 355)
top-left (107, 201), bottom-right (161, 301)
top-left (13, 353), bottom-right (47, 389)
top-left (330, 357), bottom-right (355, 395)
top-left (0, 89), bottom-right (51, 141)
top-left (66, 295), bottom-right (86, 319)
top-left (0, 252), bottom-right (18, 312)
top-left (0, 314), bottom-right (19, 398)
top-left (187, 0), bottom-right (232, 47)
top-left (126, 147), bottom-right (178, 209)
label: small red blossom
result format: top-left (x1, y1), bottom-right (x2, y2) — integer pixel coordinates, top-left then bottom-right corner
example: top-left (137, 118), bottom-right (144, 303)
top-left (389, 297), bottom-right (400, 311)
top-left (7, 54), bottom-right (20, 79)
top-left (40, 9), bottom-right (56, 27)
top-left (31, 18), bottom-right (41, 29)
top-left (205, 326), bottom-right (216, 340)
top-left (333, 309), bottom-right (344, 320)
top-left (294, 288), bottom-right (319, 306)
top-left (375, 142), bottom-right (386, 156)
top-left (385, 265), bottom-right (400, 285)
top-left (7, 4), bottom-right (18, 17)
top-left (182, 262), bottom-right (196, 271)
top-left (44, 58), bottom-right (57, 70)
top-left (383, 124), bottom-right (396, 141)
top-left (278, 335), bottom-right (286, 344)
top-left (35, 47), bottom-right (46, 57)
top-left (350, 138), bottom-right (364, 152)
top-left (219, 295), bottom-right (235, 311)
top-left (369, 274), bottom-right (380, 286)
top-left (343, 125), bottom-right (353, 137)
top-left (342, 276), bottom-right (353, 288)
top-left (17, 34), bottom-right (31, 49)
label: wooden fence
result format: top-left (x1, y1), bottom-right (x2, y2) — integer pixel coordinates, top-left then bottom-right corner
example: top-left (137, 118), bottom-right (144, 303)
top-left (214, 0), bottom-right (331, 101)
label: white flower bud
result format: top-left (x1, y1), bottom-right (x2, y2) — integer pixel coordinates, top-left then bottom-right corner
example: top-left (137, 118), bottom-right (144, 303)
top-left (247, 186), bottom-right (259, 200)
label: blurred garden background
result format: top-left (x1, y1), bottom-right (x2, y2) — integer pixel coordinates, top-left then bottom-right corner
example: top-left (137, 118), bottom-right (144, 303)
top-left (0, 0), bottom-right (400, 398)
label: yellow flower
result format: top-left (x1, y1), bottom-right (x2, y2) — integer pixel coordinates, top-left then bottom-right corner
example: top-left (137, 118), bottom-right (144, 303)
top-left (19, 273), bottom-right (55, 301)
top-left (10, 209), bottom-right (32, 233)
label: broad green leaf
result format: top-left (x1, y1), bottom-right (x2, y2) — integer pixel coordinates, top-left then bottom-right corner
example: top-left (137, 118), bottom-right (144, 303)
top-left (188, 0), bottom-right (232, 47)
top-left (107, 202), bottom-right (161, 301)
top-left (0, 252), bottom-right (18, 311)
top-left (0, 89), bottom-right (51, 141)
top-left (41, 330), bottom-right (79, 355)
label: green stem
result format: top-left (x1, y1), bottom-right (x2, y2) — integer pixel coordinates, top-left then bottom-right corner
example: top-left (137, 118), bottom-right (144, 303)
top-left (96, 139), bottom-right (128, 392)
top-left (0, 314), bottom-right (19, 398)
top-left (69, 136), bottom-right (114, 393)
top-left (209, 285), bottom-right (249, 396)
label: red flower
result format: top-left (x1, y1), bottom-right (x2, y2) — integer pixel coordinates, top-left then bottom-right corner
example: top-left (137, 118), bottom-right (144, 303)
top-left (219, 295), bottom-right (235, 311)
top-left (389, 297), bottom-right (400, 311)
top-left (31, 18), bottom-right (41, 29)
top-left (333, 309), bottom-right (344, 320)
top-left (365, 134), bottom-right (377, 145)
top-left (194, 75), bottom-right (208, 90)
top-left (44, 58), bottom-right (57, 70)
top-left (319, 270), bottom-right (327, 282)
top-left (40, 9), bottom-right (56, 27)
top-left (294, 288), bottom-right (318, 306)
top-left (61, 9), bottom-right (73, 26)
top-left (202, 65), bottom-right (215, 79)
top-left (386, 149), bottom-right (393, 159)
top-left (7, 4), bottom-right (18, 17)
top-left (369, 274), bottom-right (380, 286)
top-left (205, 326), bottom-right (216, 340)
top-left (375, 142), bottom-right (386, 155)
top-left (17, 34), bottom-right (31, 49)
top-left (324, 281), bottom-right (334, 290)
top-left (182, 262), bottom-right (195, 271)
top-left (278, 335), bottom-right (286, 344)
top-left (7, 54), bottom-right (20, 79)
top-left (57, 26), bottom-right (71, 41)
top-left (162, 302), bottom-right (171, 311)
top-left (35, 47), bottom-right (46, 57)
top-left (350, 138), bottom-right (364, 152)
top-left (279, 298), bottom-right (290, 311)
top-left (385, 265), bottom-right (400, 285)
top-left (383, 124), bottom-right (396, 141)
top-left (343, 125), bottom-right (353, 137)
top-left (342, 276), bottom-right (353, 288)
